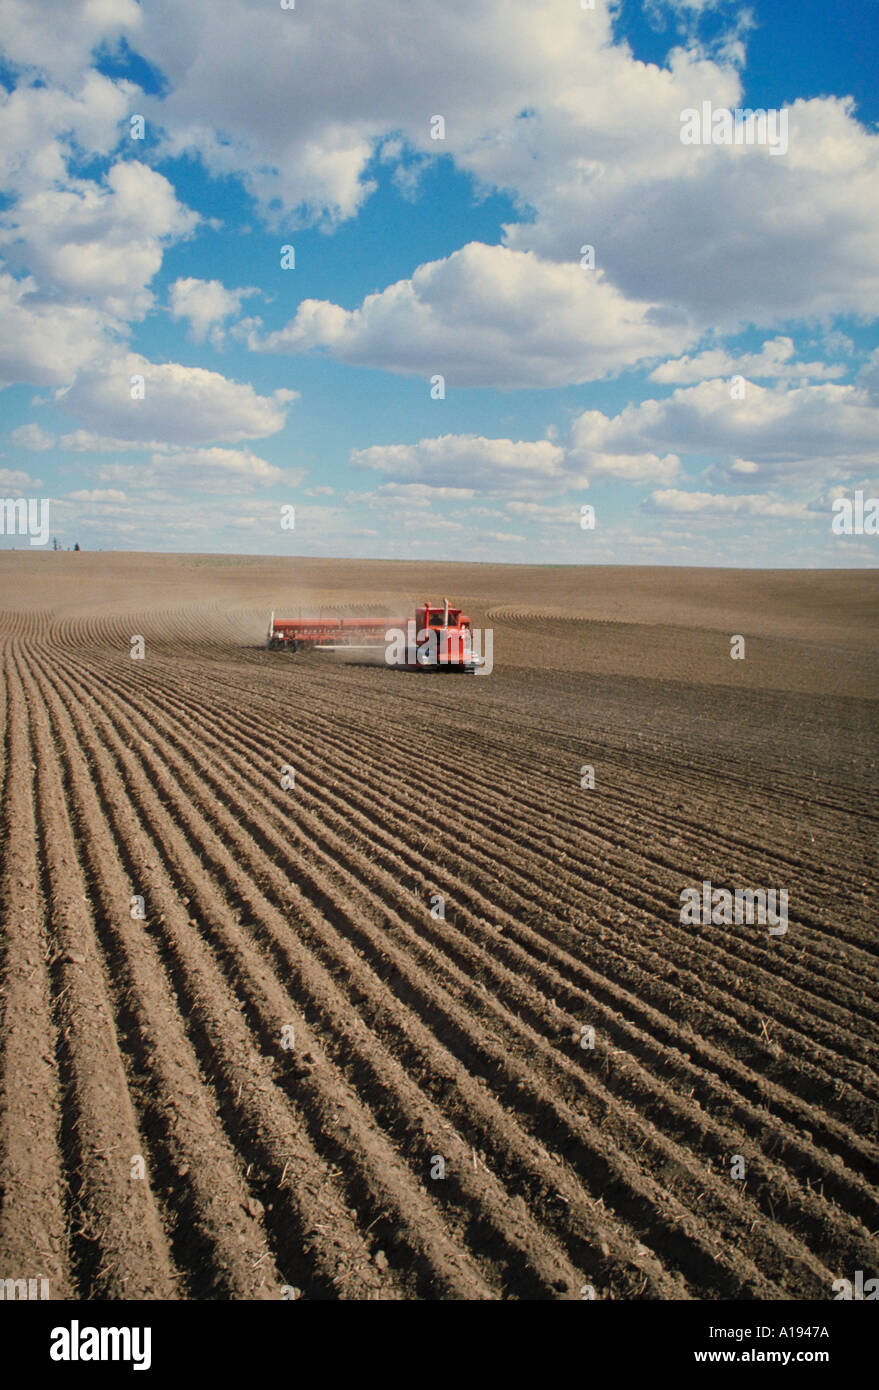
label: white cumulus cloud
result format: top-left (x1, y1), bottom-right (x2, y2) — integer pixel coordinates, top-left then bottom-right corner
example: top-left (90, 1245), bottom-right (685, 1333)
top-left (169, 277), bottom-right (259, 344)
top-left (253, 243), bottom-right (694, 389)
top-left (649, 337), bottom-right (848, 385)
top-left (350, 432), bottom-right (568, 492)
top-left (9, 423), bottom-right (55, 451)
top-left (646, 489), bottom-right (810, 519)
top-left (61, 354), bottom-right (297, 448)
top-left (0, 162), bottom-right (198, 323)
top-left (0, 270), bottom-right (118, 387)
top-left (569, 379), bottom-right (879, 486)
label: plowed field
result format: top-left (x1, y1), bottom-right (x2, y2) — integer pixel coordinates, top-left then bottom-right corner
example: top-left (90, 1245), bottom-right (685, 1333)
top-left (1, 553), bottom-right (877, 1300)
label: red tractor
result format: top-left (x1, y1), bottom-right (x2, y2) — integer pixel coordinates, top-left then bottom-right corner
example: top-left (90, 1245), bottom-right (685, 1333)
top-left (267, 597), bottom-right (483, 671)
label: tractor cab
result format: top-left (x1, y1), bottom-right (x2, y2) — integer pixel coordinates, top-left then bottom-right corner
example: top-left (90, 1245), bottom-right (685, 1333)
top-left (413, 598), bottom-right (478, 668)
top-left (415, 598), bottom-right (470, 634)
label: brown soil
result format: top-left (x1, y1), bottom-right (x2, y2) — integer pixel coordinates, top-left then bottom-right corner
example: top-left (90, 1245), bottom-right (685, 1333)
top-left (0, 552), bottom-right (876, 1299)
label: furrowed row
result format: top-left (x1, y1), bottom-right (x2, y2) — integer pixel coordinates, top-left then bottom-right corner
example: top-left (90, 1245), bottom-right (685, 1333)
top-left (45, 650), bottom-right (833, 1298)
top-left (0, 646), bottom-right (71, 1295)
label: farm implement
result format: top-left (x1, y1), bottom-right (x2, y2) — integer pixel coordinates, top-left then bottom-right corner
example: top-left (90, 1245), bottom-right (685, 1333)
top-left (267, 598), bottom-right (484, 672)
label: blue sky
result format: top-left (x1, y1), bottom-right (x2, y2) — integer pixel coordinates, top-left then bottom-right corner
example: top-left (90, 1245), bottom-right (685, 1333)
top-left (1, 0), bottom-right (878, 564)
